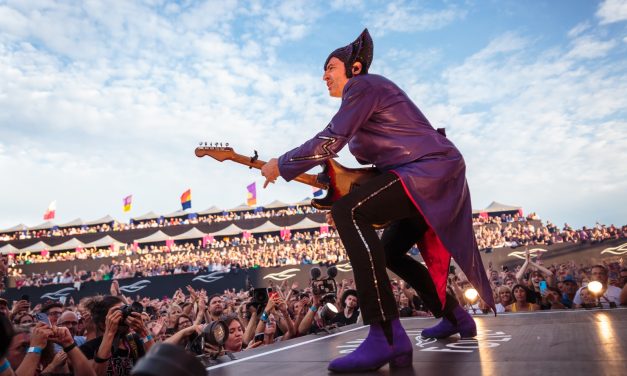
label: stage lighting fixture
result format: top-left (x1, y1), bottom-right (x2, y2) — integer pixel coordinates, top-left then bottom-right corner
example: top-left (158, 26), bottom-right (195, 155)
top-left (464, 288), bottom-right (479, 304)
top-left (587, 281), bottom-right (603, 296)
top-left (319, 302), bottom-right (339, 322)
top-left (203, 320), bottom-right (229, 348)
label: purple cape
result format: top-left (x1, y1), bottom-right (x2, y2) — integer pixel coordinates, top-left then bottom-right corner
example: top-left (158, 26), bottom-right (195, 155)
top-left (278, 74), bottom-right (495, 312)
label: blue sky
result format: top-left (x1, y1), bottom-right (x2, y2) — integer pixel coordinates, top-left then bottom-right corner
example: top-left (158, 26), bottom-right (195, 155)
top-left (0, 0), bottom-right (626, 230)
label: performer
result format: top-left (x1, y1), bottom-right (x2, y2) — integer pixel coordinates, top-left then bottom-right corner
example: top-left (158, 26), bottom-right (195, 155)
top-left (261, 29), bottom-right (494, 373)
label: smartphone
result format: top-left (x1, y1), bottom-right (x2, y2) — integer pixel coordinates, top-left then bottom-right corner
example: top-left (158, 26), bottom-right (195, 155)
top-left (35, 313), bottom-right (50, 325)
top-left (268, 291), bottom-right (279, 300)
top-left (254, 333), bottom-right (264, 342)
top-left (539, 281), bottom-right (547, 295)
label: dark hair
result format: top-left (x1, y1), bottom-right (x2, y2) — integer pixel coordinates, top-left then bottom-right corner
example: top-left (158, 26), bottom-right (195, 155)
top-left (591, 265), bottom-right (608, 274)
top-left (41, 300), bottom-right (63, 313)
top-left (89, 295), bottom-right (125, 332)
top-left (511, 284), bottom-right (531, 303)
top-left (174, 314), bottom-right (192, 332)
top-left (208, 294), bottom-right (222, 305)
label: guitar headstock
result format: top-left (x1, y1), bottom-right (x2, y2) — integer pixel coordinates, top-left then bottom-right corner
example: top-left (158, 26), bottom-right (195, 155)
top-left (195, 142), bottom-right (235, 161)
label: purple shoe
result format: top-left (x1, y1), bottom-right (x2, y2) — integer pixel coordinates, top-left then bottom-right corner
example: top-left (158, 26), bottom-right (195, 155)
top-left (328, 318), bottom-right (413, 373)
top-left (421, 305), bottom-right (477, 339)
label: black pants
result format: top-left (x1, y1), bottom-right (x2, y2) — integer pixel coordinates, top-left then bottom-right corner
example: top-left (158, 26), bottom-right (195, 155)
top-left (331, 172), bottom-right (458, 324)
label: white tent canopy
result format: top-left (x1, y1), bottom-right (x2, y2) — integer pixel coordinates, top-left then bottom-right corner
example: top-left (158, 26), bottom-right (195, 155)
top-left (162, 209), bottom-right (189, 219)
top-left (18, 241), bottom-right (50, 253)
top-left (293, 197), bottom-right (313, 206)
top-left (29, 221), bottom-right (55, 231)
top-left (135, 231), bottom-right (170, 244)
top-left (85, 215), bottom-right (116, 226)
top-left (0, 223), bottom-right (28, 234)
top-left (289, 217), bottom-right (326, 230)
top-left (484, 201), bottom-right (522, 213)
top-left (83, 235), bottom-right (123, 248)
top-left (58, 218), bottom-right (85, 228)
top-left (227, 203), bottom-right (255, 212)
top-left (211, 224), bottom-right (244, 237)
top-left (262, 200), bottom-right (290, 209)
top-left (249, 221), bottom-right (283, 234)
top-left (197, 206), bottom-right (223, 215)
top-left (172, 227), bottom-right (207, 240)
top-left (49, 238), bottom-right (85, 251)
top-left (131, 212), bottom-right (160, 221)
top-left (0, 243), bottom-right (19, 255)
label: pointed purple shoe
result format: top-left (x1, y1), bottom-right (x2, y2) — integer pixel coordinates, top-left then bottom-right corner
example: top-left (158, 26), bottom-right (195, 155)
top-left (328, 318), bottom-right (413, 373)
top-left (421, 305), bottom-right (477, 339)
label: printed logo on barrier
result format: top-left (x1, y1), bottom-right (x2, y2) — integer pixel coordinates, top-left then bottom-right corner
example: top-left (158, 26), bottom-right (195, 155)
top-left (335, 263), bottom-right (353, 272)
top-left (601, 243), bottom-right (627, 256)
top-left (41, 287), bottom-right (76, 300)
top-left (507, 248), bottom-right (547, 260)
top-left (192, 271), bottom-right (226, 283)
top-left (262, 268), bottom-right (300, 281)
top-left (119, 280), bottom-right (151, 293)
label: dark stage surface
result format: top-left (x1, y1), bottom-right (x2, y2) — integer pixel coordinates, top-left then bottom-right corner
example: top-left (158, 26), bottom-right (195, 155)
top-left (205, 308), bottom-right (626, 376)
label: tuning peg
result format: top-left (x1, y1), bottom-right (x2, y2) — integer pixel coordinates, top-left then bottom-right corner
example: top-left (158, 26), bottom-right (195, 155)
top-left (199, 142), bottom-right (203, 146)
top-left (225, 142), bottom-right (229, 147)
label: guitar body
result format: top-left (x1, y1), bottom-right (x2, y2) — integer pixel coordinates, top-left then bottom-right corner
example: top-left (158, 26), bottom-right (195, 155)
top-left (311, 159), bottom-right (380, 210)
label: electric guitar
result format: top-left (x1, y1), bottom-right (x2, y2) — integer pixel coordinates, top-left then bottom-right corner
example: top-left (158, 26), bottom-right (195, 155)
top-left (194, 144), bottom-right (380, 210)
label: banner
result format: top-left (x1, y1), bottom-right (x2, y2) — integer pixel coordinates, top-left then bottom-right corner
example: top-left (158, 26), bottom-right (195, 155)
top-left (43, 201), bottom-right (56, 220)
top-left (123, 195), bottom-right (132, 212)
top-left (246, 183), bottom-right (257, 206)
top-left (180, 189), bottom-right (192, 210)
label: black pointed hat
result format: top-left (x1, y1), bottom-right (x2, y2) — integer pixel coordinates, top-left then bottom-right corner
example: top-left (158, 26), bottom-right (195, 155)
top-left (324, 28), bottom-right (373, 78)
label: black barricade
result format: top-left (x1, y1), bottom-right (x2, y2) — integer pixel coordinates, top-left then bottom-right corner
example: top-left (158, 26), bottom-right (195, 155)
top-left (1, 262), bottom-right (356, 305)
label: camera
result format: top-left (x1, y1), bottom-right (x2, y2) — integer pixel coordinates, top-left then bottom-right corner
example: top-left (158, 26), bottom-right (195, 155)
top-left (119, 302), bottom-right (143, 318)
top-left (310, 266), bottom-right (338, 296)
top-left (312, 279), bottom-right (336, 296)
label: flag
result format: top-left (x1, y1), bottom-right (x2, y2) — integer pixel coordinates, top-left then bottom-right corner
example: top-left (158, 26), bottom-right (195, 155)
top-left (43, 201), bottom-right (56, 220)
top-left (123, 195), bottom-right (132, 212)
top-left (180, 189), bottom-right (192, 210)
top-left (313, 187), bottom-right (324, 197)
top-left (246, 182), bottom-right (257, 206)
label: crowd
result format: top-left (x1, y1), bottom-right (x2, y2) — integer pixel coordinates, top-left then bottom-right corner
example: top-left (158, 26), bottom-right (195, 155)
top-left (474, 220), bottom-right (627, 251)
top-left (4, 215), bottom-right (627, 289)
top-left (0, 207), bottom-right (319, 242)
top-left (7, 231), bottom-right (347, 288)
top-left (451, 251), bottom-right (627, 313)
top-left (1, 251), bottom-right (626, 376)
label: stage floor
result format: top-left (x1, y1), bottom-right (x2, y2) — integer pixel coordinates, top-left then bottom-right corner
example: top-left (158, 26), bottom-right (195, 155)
top-left (205, 308), bottom-right (626, 376)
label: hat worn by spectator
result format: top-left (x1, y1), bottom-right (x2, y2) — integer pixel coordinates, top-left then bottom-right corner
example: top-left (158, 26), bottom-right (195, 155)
top-left (131, 343), bottom-right (205, 376)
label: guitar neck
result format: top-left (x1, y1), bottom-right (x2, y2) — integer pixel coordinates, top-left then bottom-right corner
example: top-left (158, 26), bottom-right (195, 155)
top-left (228, 153), bottom-right (326, 189)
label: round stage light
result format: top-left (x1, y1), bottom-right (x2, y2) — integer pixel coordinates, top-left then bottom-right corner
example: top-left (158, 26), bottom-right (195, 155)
top-left (319, 302), bottom-right (339, 322)
top-left (587, 281), bottom-right (603, 296)
top-left (203, 320), bottom-right (229, 347)
top-left (464, 288), bottom-right (479, 304)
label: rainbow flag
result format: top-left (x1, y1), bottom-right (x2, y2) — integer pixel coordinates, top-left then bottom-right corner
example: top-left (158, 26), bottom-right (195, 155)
top-left (123, 195), bottom-right (132, 212)
top-left (246, 182), bottom-right (257, 206)
top-left (180, 189), bottom-right (192, 210)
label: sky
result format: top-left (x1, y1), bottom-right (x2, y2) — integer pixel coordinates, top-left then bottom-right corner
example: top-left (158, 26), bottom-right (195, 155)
top-left (1, 0), bottom-right (626, 230)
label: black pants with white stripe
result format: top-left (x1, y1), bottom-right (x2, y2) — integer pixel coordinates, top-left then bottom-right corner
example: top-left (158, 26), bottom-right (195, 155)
top-left (331, 171), bottom-right (458, 324)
